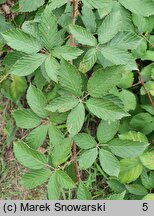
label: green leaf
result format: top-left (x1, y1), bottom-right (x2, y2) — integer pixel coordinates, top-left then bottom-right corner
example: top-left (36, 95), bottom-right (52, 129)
top-left (26, 85), bottom-right (48, 118)
top-left (141, 171), bottom-right (154, 190)
top-left (58, 59), bottom-right (82, 96)
top-left (77, 182), bottom-right (92, 200)
top-left (101, 45), bottom-right (135, 66)
top-left (21, 169), bottom-right (51, 189)
top-left (109, 31), bottom-right (142, 50)
top-left (86, 97), bottom-right (129, 121)
top-left (98, 11), bottom-right (122, 44)
top-left (99, 149), bottom-right (120, 177)
top-left (81, 5), bottom-right (96, 33)
top-left (142, 194), bottom-right (154, 200)
top-left (118, 71), bottom-right (134, 89)
top-left (13, 109), bottom-right (41, 129)
top-left (74, 133), bottom-right (97, 150)
top-left (119, 90), bottom-right (136, 112)
top-left (119, 131), bottom-right (149, 143)
top-left (2, 29), bottom-right (42, 54)
top-left (130, 113), bottom-right (154, 135)
top-left (52, 138), bottom-right (72, 167)
top-left (79, 48), bottom-right (97, 73)
top-left (48, 122), bottom-right (64, 146)
top-left (14, 141), bottom-right (48, 169)
top-left (126, 184), bottom-right (148, 196)
top-left (10, 54), bottom-right (47, 76)
top-left (19, 0), bottom-right (45, 12)
top-left (39, 5), bottom-right (58, 50)
top-left (10, 75), bottom-right (27, 102)
top-left (56, 170), bottom-right (76, 189)
top-left (46, 95), bottom-right (79, 113)
top-left (107, 179), bottom-right (126, 193)
top-left (108, 138), bottom-right (149, 158)
top-left (87, 66), bottom-right (123, 97)
top-left (140, 151), bottom-right (154, 170)
top-left (118, 158), bottom-right (143, 183)
top-left (82, 0), bottom-right (112, 9)
top-left (52, 45), bottom-right (83, 60)
top-left (67, 103), bottom-right (85, 136)
top-left (97, 120), bottom-right (120, 143)
top-left (45, 56), bottom-right (59, 82)
top-left (79, 148), bottom-right (98, 169)
top-left (26, 124), bottom-right (49, 149)
top-left (48, 173), bottom-right (61, 200)
top-left (49, 0), bottom-right (68, 10)
top-left (69, 24), bottom-right (97, 46)
top-left (107, 191), bottom-right (126, 200)
top-left (119, 0), bottom-right (154, 17)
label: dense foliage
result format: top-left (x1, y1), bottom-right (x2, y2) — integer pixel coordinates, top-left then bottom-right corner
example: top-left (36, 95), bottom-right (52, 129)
top-left (0, 0), bottom-right (154, 200)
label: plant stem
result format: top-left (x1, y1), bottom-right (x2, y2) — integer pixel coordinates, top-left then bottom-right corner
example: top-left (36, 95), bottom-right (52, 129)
top-left (70, 0), bottom-right (81, 185)
top-left (70, 0), bottom-right (79, 47)
top-left (138, 71), bottom-right (154, 110)
top-left (73, 141), bottom-right (81, 184)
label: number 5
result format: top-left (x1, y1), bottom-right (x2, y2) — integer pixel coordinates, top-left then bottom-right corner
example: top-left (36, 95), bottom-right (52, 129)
top-left (142, 203), bottom-right (148, 211)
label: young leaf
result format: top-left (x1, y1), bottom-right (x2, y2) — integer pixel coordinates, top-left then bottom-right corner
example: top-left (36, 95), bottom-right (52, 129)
top-left (14, 141), bottom-right (48, 169)
top-left (99, 149), bottom-right (120, 177)
top-left (48, 173), bottom-right (61, 200)
top-left (97, 120), bottom-right (120, 143)
top-left (77, 182), bottom-right (92, 200)
top-left (39, 5), bottom-right (58, 50)
top-left (56, 170), bottom-right (76, 189)
top-left (46, 95), bottom-right (79, 113)
top-left (21, 169), bottom-right (51, 189)
top-left (13, 109), bottom-right (41, 129)
top-left (86, 97), bottom-right (129, 121)
top-left (52, 45), bottom-right (83, 60)
top-left (142, 194), bottom-right (154, 200)
top-left (79, 48), bottom-right (97, 73)
top-left (74, 133), bottom-right (97, 150)
top-left (140, 151), bottom-right (154, 170)
top-left (118, 158), bottom-right (143, 184)
top-left (69, 24), bottom-right (97, 46)
top-left (45, 56), bottom-right (59, 82)
top-left (58, 59), bottom-right (82, 96)
top-left (2, 29), bottom-right (42, 54)
top-left (10, 54), bottom-right (47, 76)
top-left (79, 148), bottom-right (98, 169)
top-left (87, 66), bottom-right (123, 97)
top-left (108, 138), bottom-right (149, 158)
top-left (26, 124), bottom-right (49, 149)
top-left (119, 131), bottom-right (149, 143)
top-left (26, 85), bottom-right (48, 118)
top-left (19, 0), bottom-right (45, 12)
top-left (98, 11), bottom-right (122, 44)
top-left (67, 103), bottom-right (85, 136)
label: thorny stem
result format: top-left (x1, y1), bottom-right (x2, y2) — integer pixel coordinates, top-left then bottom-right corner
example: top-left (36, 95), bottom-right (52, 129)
top-left (70, 0), bottom-right (81, 185)
top-left (138, 71), bottom-right (154, 110)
